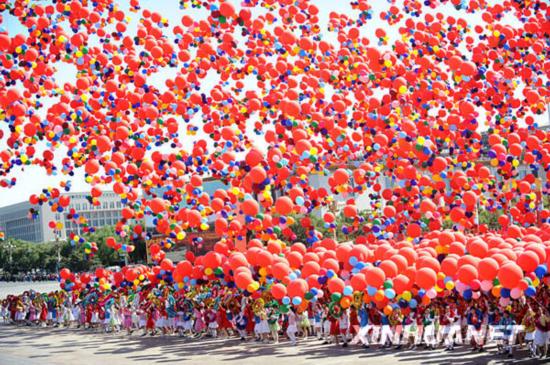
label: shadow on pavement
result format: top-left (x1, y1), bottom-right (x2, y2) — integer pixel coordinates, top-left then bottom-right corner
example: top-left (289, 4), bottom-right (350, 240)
top-left (0, 324), bottom-right (547, 365)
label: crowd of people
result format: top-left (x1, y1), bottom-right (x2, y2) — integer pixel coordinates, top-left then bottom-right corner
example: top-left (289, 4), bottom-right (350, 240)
top-left (0, 273), bottom-right (58, 282)
top-left (2, 283), bottom-right (550, 360)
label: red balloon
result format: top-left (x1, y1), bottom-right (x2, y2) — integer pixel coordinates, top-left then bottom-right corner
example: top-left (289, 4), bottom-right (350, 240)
top-left (441, 257), bottom-right (458, 277)
top-left (457, 264), bottom-right (478, 285)
top-left (497, 262), bottom-right (523, 289)
top-left (275, 196), bottom-right (294, 215)
top-left (249, 166), bottom-right (267, 184)
top-left (85, 159), bottom-right (100, 175)
top-left (241, 199), bottom-right (259, 216)
top-left (407, 223), bottom-right (422, 238)
top-left (333, 169), bottom-right (349, 185)
top-left (383, 205), bottom-right (396, 218)
top-left (350, 273), bottom-right (367, 291)
top-left (173, 260), bottom-right (193, 281)
top-left (125, 268), bottom-right (138, 282)
top-left (392, 274), bottom-right (411, 294)
top-left (203, 251), bottom-right (223, 269)
top-left (379, 260), bottom-right (398, 278)
top-left (469, 239), bottom-right (488, 258)
top-left (365, 267), bottom-right (385, 288)
top-left (302, 261), bottom-right (320, 277)
top-left (272, 262), bottom-right (290, 281)
top-left (287, 278), bottom-right (308, 298)
top-left (160, 258), bottom-right (174, 271)
top-left (415, 267), bottom-right (436, 290)
top-left (327, 277), bottom-right (345, 294)
top-left (517, 251), bottom-right (539, 273)
top-left (271, 283), bottom-right (287, 300)
top-left (59, 268), bottom-right (71, 280)
top-left (149, 198), bottom-right (166, 214)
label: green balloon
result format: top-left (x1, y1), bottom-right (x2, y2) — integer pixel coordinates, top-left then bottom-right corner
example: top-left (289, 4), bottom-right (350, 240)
top-left (280, 305), bottom-right (289, 313)
top-left (304, 292), bottom-right (314, 300)
top-left (331, 293), bottom-right (342, 302)
top-left (383, 280), bottom-right (393, 289)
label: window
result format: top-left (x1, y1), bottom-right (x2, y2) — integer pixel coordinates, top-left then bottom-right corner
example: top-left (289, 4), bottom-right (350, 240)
top-left (110, 202), bottom-right (115, 209)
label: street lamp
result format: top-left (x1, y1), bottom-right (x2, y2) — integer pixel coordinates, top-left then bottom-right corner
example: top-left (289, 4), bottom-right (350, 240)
top-left (51, 231), bottom-right (61, 273)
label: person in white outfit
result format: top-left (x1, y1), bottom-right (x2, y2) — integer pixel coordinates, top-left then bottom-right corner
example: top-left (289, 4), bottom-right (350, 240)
top-left (287, 308), bottom-right (298, 345)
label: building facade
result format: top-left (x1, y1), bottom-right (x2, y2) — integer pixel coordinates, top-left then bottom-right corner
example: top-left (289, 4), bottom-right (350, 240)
top-left (0, 191), bottom-right (125, 243)
top-left (54, 191), bottom-right (125, 240)
top-left (0, 200), bottom-right (56, 242)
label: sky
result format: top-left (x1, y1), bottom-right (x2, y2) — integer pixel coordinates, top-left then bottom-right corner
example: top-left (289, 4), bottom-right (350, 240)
top-left (0, 0), bottom-right (547, 208)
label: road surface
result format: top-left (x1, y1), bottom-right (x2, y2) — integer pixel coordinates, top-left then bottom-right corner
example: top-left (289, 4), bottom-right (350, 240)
top-left (0, 281), bottom-right (59, 298)
top-left (0, 325), bottom-right (544, 365)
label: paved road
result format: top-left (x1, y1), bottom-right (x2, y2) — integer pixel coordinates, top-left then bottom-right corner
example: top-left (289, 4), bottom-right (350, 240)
top-left (0, 281), bottom-right (59, 298)
top-left (0, 325), bottom-right (544, 365)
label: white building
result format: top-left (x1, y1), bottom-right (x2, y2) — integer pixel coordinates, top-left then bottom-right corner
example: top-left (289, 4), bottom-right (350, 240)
top-left (0, 191), bottom-right (125, 243)
top-left (0, 200), bottom-right (56, 242)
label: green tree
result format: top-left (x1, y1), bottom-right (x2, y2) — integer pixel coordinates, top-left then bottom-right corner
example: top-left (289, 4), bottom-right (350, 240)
top-left (82, 225), bottom-right (122, 267)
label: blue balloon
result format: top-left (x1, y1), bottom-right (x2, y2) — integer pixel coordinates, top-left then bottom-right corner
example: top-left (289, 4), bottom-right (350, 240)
top-left (343, 286), bottom-right (353, 296)
top-left (463, 289), bottom-right (472, 300)
top-left (500, 288), bottom-right (511, 298)
top-left (288, 272), bottom-right (297, 281)
top-left (535, 265), bottom-right (547, 279)
top-left (367, 286), bottom-right (377, 296)
top-left (385, 289), bottom-right (396, 299)
top-left (409, 299), bottom-right (418, 308)
top-left (292, 296), bottom-right (302, 306)
top-left (349, 256), bottom-right (358, 266)
top-left (326, 270), bottom-right (335, 278)
top-left (525, 286), bottom-right (536, 297)
top-left (282, 296), bottom-right (290, 305)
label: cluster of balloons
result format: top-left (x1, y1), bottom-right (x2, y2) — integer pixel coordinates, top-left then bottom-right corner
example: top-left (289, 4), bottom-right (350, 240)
top-left (1, 0), bottom-right (549, 308)
top-left (68, 233), bottom-right (99, 258)
top-left (58, 227), bottom-right (550, 312)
